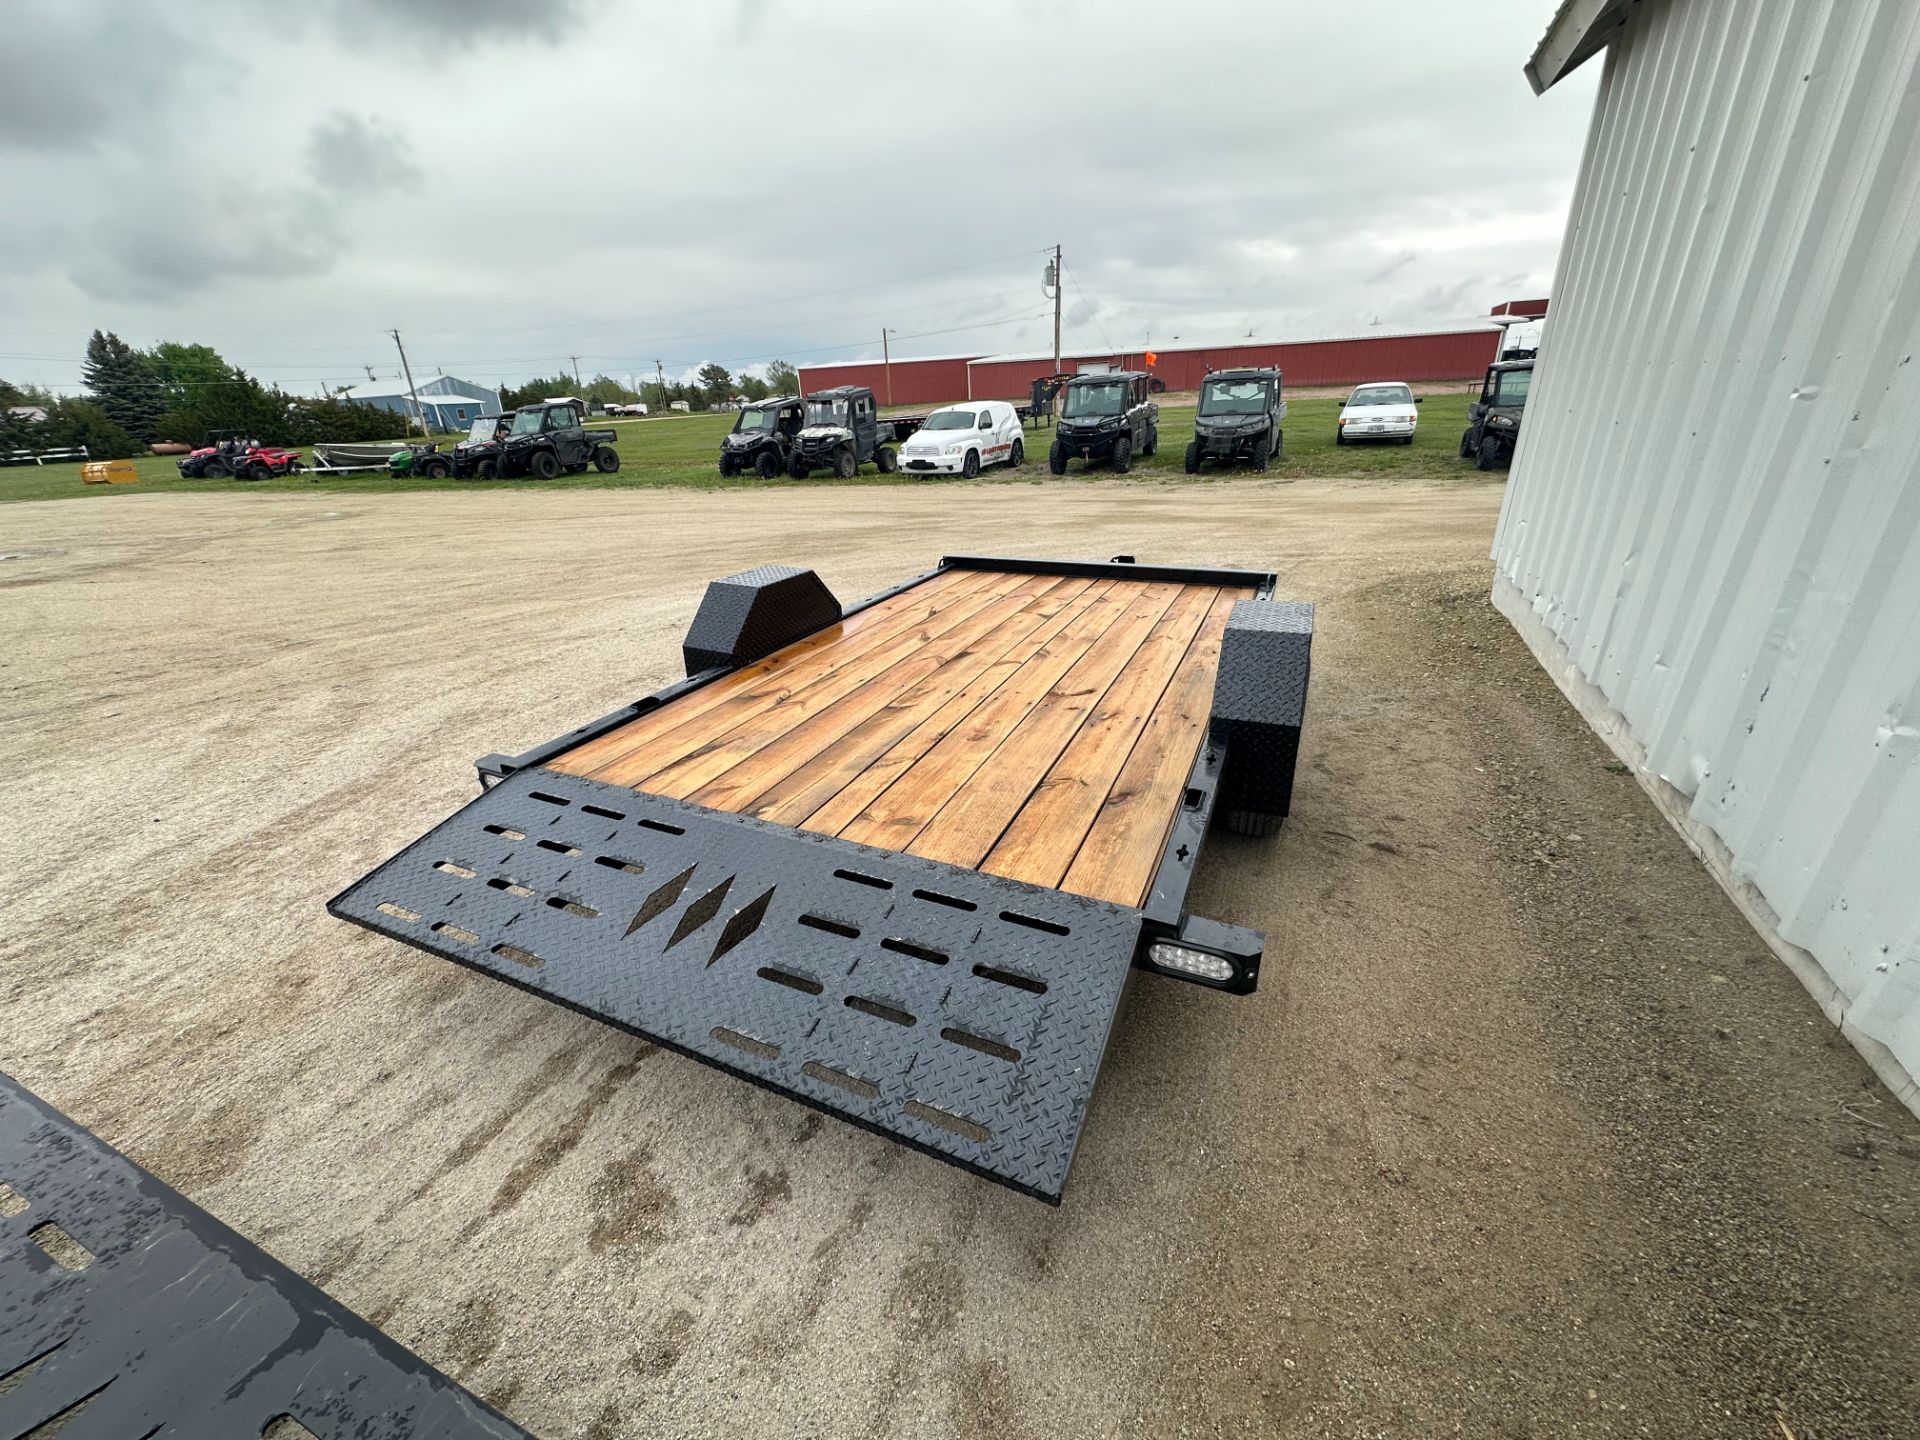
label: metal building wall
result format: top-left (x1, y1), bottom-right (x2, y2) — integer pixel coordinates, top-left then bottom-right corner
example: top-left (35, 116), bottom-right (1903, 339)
top-left (794, 356), bottom-right (976, 408)
top-left (1492, 0), bottom-right (1920, 1104)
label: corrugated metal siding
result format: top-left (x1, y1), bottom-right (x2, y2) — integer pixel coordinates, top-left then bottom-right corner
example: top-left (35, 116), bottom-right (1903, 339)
top-left (795, 357), bottom-right (975, 407)
top-left (1493, 0), bottom-right (1920, 1088)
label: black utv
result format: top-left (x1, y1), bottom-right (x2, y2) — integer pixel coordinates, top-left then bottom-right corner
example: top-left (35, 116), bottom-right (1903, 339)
top-left (719, 395), bottom-right (805, 478)
top-left (790, 386), bottom-right (900, 478)
top-left (1460, 359), bottom-right (1532, 471)
top-left (496, 400), bottom-right (620, 479)
top-left (1048, 371), bottom-right (1159, 473)
top-left (1185, 368), bottom-right (1286, 472)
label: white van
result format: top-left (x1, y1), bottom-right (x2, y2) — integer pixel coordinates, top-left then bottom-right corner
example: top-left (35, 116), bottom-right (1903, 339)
top-left (897, 400), bottom-right (1025, 477)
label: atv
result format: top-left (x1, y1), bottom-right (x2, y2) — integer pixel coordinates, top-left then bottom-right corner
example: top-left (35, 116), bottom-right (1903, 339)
top-left (496, 400), bottom-right (620, 479)
top-left (719, 395), bottom-right (805, 478)
top-left (789, 386), bottom-right (900, 478)
top-left (1048, 371), bottom-right (1158, 473)
top-left (1459, 358), bottom-right (1533, 471)
top-left (388, 414), bottom-right (511, 480)
top-left (175, 432), bottom-right (303, 481)
top-left (1185, 367), bottom-right (1285, 472)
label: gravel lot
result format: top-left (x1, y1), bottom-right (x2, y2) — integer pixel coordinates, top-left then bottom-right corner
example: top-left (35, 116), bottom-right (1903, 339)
top-left (2, 477), bottom-right (1914, 1438)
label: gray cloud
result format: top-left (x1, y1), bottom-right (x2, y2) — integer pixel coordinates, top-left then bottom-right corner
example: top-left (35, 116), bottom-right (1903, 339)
top-left (308, 114), bottom-right (421, 193)
top-left (327, 0), bottom-right (583, 45)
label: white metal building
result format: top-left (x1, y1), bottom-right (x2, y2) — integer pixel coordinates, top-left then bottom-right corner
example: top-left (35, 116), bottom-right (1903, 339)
top-left (1493, 0), bottom-right (1920, 1111)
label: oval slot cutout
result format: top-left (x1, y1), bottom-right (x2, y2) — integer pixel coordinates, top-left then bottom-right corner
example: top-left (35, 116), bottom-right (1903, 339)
top-left (999, 909), bottom-right (1070, 936)
top-left (529, 791), bottom-right (570, 807)
top-left (912, 887), bottom-right (977, 912)
top-left (941, 1027), bottom-right (1020, 1063)
top-left (482, 823), bottom-right (526, 840)
top-left (802, 1061), bottom-right (880, 1100)
top-left (798, 913), bottom-right (860, 940)
top-left (536, 839), bottom-right (582, 857)
top-left (545, 897), bottom-right (599, 919)
top-left (639, 818), bottom-right (685, 836)
top-left (582, 803), bottom-right (626, 820)
top-left (757, 966), bottom-right (823, 996)
top-left (881, 937), bottom-right (948, 966)
top-left (431, 921), bottom-right (479, 946)
top-left (433, 860), bottom-right (477, 879)
top-left (903, 1099), bottom-right (990, 1145)
top-left (492, 942), bottom-right (544, 970)
top-left (711, 1026), bottom-right (780, 1061)
top-left (972, 963), bottom-right (1047, 996)
top-left (845, 995), bottom-right (915, 1027)
top-left (487, 877), bottom-right (536, 898)
top-left (375, 902), bottom-right (420, 924)
top-left (834, 868), bottom-right (893, 891)
top-left (594, 855), bottom-right (645, 875)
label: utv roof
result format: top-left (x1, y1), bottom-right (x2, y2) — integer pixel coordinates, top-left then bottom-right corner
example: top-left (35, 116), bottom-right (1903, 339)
top-left (805, 385), bottom-right (874, 401)
top-left (1068, 370), bottom-right (1146, 383)
top-left (1204, 368), bottom-right (1281, 382)
top-left (1490, 358), bottom-right (1537, 371)
top-left (743, 394), bottom-right (803, 409)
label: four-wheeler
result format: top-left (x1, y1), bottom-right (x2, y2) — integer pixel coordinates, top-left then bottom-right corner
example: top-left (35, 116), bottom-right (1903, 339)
top-left (175, 432), bottom-right (304, 481)
top-left (1185, 368), bottom-right (1286, 473)
top-left (390, 414), bottom-right (514, 479)
top-left (1459, 358), bottom-right (1533, 470)
top-left (896, 400), bottom-right (1025, 476)
top-left (719, 395), bottom-right (805, 478)
top-left (1048, 371), bottom-right (1158, 474)
top-left (1336, 381), bottom-right (1421, 446)
top-left (789, 386), bottom-right (902, 478)
top-left (329, 553), bottom-right (1314, 1204)
top-left (497, 399), bottom-right (621, 479)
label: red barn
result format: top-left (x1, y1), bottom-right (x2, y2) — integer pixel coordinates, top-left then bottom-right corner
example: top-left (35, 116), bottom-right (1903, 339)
top-left (794, 353), bottom-right (978, 408)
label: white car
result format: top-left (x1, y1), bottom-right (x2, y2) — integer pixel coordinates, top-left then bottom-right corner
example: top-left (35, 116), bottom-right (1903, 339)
top-left (898, 400), bottom-right (1025, 476)
top-left (1336, 381), bottom-right (1420, 445)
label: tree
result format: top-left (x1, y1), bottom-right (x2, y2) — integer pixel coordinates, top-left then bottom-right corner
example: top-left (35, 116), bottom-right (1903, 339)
top-left (584, 372), bottom-right (640, 406)
top-left (739, 374), bottom-right (770, 402)
top-left (697, 363), bottom-right (734, 404)
top-left (145, 341), bottom-right (233, 409)
top-left (81, 330), bottom-right (167, 442)
top-left (501, 373), bottom-right (580, 409)
top-left (764, 359), bottom-right (798, 396)
top-left (37, 398), bottom-right (139, 459)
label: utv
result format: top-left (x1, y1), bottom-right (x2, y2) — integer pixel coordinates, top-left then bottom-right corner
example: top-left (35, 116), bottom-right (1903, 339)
top-left (1185, 368), bottom-right (1285, 473)
top-left (1048, 371), bottom-right (1158, 473)
top-left (497, 400), bottom-right (621, 479)
top-left (1460, 358), bottom-right (1532, 471)
top-left (789, 386), bottom-right (900, 478)
top-left (719, 395), bottom-right (805, 478)
top-left (389, 414), bottom-right (513, 479)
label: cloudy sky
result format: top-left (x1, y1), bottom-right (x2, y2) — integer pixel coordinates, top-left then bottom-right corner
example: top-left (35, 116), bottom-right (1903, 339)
top-left (0, 0), bottom-right (1597, 396)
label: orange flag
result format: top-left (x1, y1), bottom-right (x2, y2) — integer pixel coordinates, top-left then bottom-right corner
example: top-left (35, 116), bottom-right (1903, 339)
top-left (1144, 350), bottom-right (1158, 366)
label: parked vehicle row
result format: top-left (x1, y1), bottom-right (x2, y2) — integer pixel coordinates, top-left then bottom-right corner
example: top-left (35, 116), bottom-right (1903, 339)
top-left (175, 432), bottom-right (304, 481)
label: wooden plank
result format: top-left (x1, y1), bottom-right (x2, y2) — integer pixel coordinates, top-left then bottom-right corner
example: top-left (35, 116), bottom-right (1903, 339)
top-left (566, 569), bottom-right (1025, 788)
top-left (548, 565), bottom-right (986, 778)
top-left (690, 576), bottom-right (1100, 816)
top-left (979, 585), bottom-right (1221, 891)
top-left (1059, 588), bottom-right (1244, 907)
top-left (833, 581), bottom-right (1178, 856)
top-left (904, 584), bottom-right (1194, 871)
top-left (637, 572), bottom-right (1068, 800)
top-left (768, 580), bottom-right (1118, 833)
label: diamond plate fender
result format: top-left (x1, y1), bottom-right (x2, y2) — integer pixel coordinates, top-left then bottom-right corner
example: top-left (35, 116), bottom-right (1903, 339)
top-left (328, 769), bottom-right (1145, 1203)
top-left (1209, 599), bottom-right (1315, 837)
top-left (681, 564), bottom-right (841, 677)
top-left (0, 1075), bottom-right (531, 1440)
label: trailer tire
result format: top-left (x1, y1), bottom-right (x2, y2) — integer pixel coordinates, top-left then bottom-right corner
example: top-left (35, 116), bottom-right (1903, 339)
top-left (1252, 435), bottom-right (1271, 472)
top-left (1476, 435), bottom-right (1500, 471)
top-left (1009, 439), bottom-right (1024, 467)
top-left (529, 449), bottom-right (561, 480)
top-left (834, 446), bottom-right (857, 480)
top-left (1184, 441), bottom-right (1200, 474)
top-left (755, 451), bottom-right (781, 479)
top-left (1111, 435), bottom-right (1132, 473)
top-left (593, 446), bottom-right (620, 473)
top-left (1048, 439), bottom-right (1067, 475)
top-left (962, 449), bottom-right (979, 479)
top-left (875, 445), bottom-right (898, 473)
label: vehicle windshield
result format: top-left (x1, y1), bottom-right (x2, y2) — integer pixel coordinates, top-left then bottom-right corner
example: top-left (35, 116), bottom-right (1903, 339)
top-left (736, 408), bottom-right (777, 433)
top-left (1198, 379), bottom-right (1269, 415)
top-left (509, 409), bottom-right (548, 436)
top-left (1493, 369), bottom-right (1531, 406)
top-left (1349, 384), bottom-right (1413, 408)
top-left (1062, 381), bottom-right (1126, 419)
top-left (923, 410), bottom-right (977, 431)
top-left (805, 398), bottom-right (849, 426)
top-left (465, 417), bottom-right (496, 443)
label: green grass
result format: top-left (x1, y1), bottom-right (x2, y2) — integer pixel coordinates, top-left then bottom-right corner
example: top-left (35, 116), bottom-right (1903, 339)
top-left (0, 394), bottom-right (1483, 505)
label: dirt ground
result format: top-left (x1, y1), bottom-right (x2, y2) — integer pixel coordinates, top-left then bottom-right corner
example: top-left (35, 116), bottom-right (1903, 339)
top-left (2, 478), bottom-right (1914, 1439)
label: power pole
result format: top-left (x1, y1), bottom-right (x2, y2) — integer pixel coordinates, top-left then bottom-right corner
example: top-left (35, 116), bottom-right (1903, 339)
top-left (1052, 243), bottom-right (1063, 377)
top-left (389, 329), bottom-right (427, 437)
top-left (569, 355), bottom-right (584, 389)
top-left (881, 328), bottom-right (896, 406)
top-left (655, 359), bottom-right (666, 403)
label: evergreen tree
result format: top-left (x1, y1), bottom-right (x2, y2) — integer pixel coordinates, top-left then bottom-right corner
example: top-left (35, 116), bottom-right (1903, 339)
top-left (81, 330), bottom-right (167, 442)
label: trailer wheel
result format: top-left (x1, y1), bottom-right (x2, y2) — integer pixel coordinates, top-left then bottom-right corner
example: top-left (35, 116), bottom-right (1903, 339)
top-left (1252, 435), bottom-right (1271, 472)
top-left (529, 449), bottom-right (561, 480)
top-left (1459, 428), bottom-right (1476, 458)
top-left (1476, 435), bottom-right (1500, 471)
top-left (593, 446), bottom-right (620, 473)
top-left (962, 449), bottom-right (979, 479)
top-left (1009, 439), bottom-right (1024, 467)
top-left (1111, 435), bottom-right (1132, 473)
top-left (834, 446), bottom-right (857, 480)
top-left (1184, 441), bottom-right (1200, 475)
top-left (875, 445), bottom-right (898, 473)
top-left (1048, 439), bottom-right (1067, 475)
top-left (755, 451), bottom-right (781, 479)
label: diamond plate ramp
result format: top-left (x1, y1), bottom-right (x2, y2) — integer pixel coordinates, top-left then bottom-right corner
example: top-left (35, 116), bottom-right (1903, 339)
top-left (329, 769), bottom-right (1144, 1202)
top-left (0, 1074), bottom-right (532, 1440)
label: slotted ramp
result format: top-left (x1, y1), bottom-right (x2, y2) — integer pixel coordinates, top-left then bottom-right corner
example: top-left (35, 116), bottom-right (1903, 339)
top-left (328, 767), bottom-right (1145, 1202)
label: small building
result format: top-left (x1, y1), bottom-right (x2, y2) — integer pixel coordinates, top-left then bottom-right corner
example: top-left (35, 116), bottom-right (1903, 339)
top-left (1494, 0), bottom-right (1920, 1112)
top-left (7, 405), bottom-right (49, 424)
top-left (338, 375), bottom-right (502, 433)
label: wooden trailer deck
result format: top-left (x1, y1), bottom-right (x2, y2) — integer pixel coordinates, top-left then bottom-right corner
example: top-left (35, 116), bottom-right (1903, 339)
top-left (545, 565), bottom-right (1259, 909)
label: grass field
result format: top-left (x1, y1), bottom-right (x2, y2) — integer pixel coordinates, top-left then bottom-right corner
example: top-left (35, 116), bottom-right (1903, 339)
top-left (0, 393), bottom-right (1483, 505)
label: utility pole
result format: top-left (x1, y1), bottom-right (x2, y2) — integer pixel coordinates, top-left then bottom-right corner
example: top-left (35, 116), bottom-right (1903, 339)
top-left (654, 358), bottom-right (666, 405)
top-left (569, 355), bottom-right (584, 390)
top-left (389, 329), bottom-right (427, 437)
top-left (881, 328), bottom-right (896, 406)
top-left (1051, 243), bottom-right (1063, 377)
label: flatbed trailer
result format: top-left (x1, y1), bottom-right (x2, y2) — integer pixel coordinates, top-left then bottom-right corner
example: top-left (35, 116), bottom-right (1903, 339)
top-left (330, 555), bottom-right (1312, 1203)
top-left (0, 1073), bottom-right (528, 1439)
